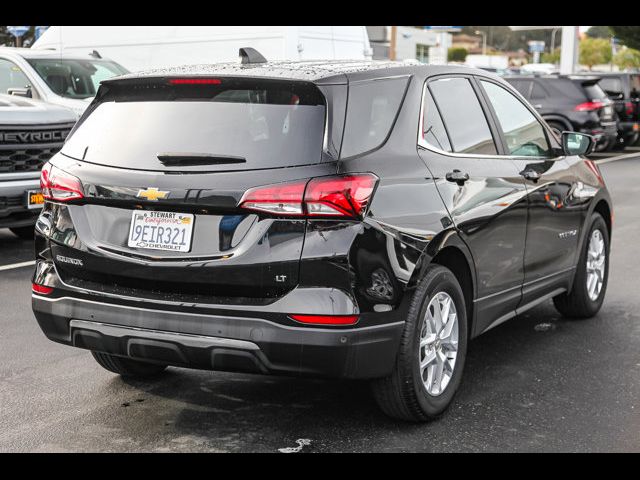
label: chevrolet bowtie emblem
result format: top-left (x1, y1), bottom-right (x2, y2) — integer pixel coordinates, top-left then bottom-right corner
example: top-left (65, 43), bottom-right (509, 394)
top-left (136, 187), bottom-right (169, 201)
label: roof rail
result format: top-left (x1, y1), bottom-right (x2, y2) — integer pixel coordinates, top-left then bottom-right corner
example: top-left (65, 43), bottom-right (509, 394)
top-left (239, 47), bottom-right (267, 65)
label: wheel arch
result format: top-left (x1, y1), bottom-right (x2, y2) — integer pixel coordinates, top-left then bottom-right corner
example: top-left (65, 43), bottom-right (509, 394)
top-left (543, 114), bottom-right (573, 131)
top-left (408, 230), bottom-right (477, 338)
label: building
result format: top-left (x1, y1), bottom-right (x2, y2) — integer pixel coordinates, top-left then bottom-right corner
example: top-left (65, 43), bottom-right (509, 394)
top-left (366, 26), bottom-right (441, 63)
top-left (451, 34), bottom-right (482, 53)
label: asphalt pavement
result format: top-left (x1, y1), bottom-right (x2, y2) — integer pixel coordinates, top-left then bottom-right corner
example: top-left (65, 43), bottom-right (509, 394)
top-left (0, 156), bottom-right (638, 452)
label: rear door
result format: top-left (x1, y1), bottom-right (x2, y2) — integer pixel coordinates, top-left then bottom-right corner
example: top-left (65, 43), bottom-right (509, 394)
top-left (477, 78), bottom-right (583, 306)
top-left (47, 77), bottom-right (336, 301)
top-left (418, 75), bottom-right (529, 334)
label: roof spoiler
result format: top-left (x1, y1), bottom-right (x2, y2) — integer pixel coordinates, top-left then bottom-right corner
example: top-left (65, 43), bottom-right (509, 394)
top-left (239, 47), bottom-right (267, 65)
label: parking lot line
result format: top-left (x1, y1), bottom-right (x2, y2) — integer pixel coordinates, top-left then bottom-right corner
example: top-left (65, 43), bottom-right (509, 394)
top-left (0, 260), bottom-right (36, 272)
top-left (594, 152), bottom-right (640, 164)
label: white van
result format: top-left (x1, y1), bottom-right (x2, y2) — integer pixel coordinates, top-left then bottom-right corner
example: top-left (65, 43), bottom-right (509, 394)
top-left (32, 26), bottom-right (373, 73)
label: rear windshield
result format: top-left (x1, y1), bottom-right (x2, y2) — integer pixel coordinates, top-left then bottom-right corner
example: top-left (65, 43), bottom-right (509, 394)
top-left (599, 77), bottom-right (623, 95)
top-left (62, 79), bottom-right (326, 171)
top-left (583, 83), bottom-right (608, 101)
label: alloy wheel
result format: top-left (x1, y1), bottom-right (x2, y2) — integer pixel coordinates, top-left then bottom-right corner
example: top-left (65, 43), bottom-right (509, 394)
top-left (419, 292), bottom-right (459, 396)
top-left (586, 229), bottom-right (606, 301)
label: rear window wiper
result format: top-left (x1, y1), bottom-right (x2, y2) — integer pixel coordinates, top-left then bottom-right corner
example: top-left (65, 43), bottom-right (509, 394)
top-left (157, 153), bottom-right (246, 167)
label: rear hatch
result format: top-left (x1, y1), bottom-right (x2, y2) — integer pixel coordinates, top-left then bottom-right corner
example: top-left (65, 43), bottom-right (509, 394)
top-left (578, 78), bottom-right (616, 124)
top-left (47, 76), bottom-right (335, 302)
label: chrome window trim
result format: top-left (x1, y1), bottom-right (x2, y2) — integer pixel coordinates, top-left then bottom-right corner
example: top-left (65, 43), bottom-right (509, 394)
top-left (417, 77), bottom-right (565, 162)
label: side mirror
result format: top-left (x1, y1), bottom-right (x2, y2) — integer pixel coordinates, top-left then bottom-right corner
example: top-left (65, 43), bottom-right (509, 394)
top-left (7, 87), bottom-right (32, 98)
top-left (562, 131), bottom-right (595, 156)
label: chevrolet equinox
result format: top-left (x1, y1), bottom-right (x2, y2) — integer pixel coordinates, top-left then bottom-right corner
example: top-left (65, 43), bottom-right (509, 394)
top-left (31, 52), bottom-right (612, 421)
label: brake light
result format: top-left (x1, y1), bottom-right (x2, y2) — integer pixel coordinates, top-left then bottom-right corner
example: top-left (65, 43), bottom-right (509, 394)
top-left (239, 179), bottom-right (307, 216)
top-left (574, 101), bottom-right (605, 112)
top-left (32, 283), bottom-right (53, 295)
top-left (168, 78), bottom-right (222, 85)
top-left (40, 163), bottom-right (84, 202)
top-left (238, 174), bottom-right (378, 218)
top-left (289, 314), bottom-right (359, 326)
top-left (625, 101), bottom-right (634, 115)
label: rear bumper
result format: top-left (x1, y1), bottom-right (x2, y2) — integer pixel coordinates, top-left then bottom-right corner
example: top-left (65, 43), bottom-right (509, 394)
top-left (32, 291), bottom-right (404, 379)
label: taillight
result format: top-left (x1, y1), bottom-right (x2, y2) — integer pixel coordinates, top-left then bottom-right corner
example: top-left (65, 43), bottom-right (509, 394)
top-left (574, 101), bottom-right (605, 112)
top-left (40, 163), bottom-right (84, 202)
top-left (32, 283), bottom-right (53, 295)
top-left (289, 314), bottom-right (359, 326)
top-left (238, 173), bottom-right (378, 219)
top-left (239, 179), bottom-right (307, 216)
top-left (625, 101), bottom-right (634, 115)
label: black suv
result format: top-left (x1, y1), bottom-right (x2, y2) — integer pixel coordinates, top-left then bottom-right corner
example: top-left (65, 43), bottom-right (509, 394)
top-left (505, 74), bottom-right (618, 151)
top-left (32, 56), bottom-right (612, 421)
top-left (589, 72), bottom-right (640, 149)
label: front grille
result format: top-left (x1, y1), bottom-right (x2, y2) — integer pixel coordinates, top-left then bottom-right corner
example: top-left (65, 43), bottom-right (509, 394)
top-left (0, 122), bottom-right (75, 173)
top-left (0, 147), bottom-right (61, 173)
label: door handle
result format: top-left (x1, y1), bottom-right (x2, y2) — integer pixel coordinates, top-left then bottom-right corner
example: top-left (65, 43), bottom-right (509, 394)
top-left (533, 104), bottom-right (542, 109)
top-left (520, 168), bottom-right (541, 182)
top-left (446, 169), bottom-right (469, 186)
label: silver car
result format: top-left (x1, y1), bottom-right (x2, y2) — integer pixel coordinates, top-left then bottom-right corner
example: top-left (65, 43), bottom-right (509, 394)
top-left (0, 47), bottom-right (128, 118)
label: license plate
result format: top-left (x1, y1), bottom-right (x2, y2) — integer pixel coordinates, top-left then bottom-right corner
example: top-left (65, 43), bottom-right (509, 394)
top-left (604, 105), bottom-right (613, 116)
top-left (127, 210), bottom-right (194, 252)
top-left (26, 190), bottom-right (44, 209)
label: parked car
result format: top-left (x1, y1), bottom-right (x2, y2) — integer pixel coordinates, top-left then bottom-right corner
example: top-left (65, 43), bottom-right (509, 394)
top-left (583, 72), bottom-right (640, 149)
top-left (505, 74), bottom-right (618, 151)
top-left (31, 56), bottom-right (612, 421)
top-left (0, 47), bottom-right (129, 118)
top-left (519, 63), bottom-right (558, 75)
top-left (0, 94), bottom-right (75, 238)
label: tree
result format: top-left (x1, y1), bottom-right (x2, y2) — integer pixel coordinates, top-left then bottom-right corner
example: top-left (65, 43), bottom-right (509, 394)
top-left (447, 47), bottom-right (468, 62)
top-left (579, 37), bottom-right (612, 70)
top-left (609, 26), bottom-right (640, 50)
top-left (542, 48), bottom-right (561, 64)
top-left (586, 26), bottom-right (612, 39)
top-left (613, 47), bottom-right (640, 70)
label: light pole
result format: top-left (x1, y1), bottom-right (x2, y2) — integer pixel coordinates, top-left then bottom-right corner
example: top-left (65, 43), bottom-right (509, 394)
top-left (550, 27), bottom-right (561, 55)
top-left (475, 30), bottom-right (487, 55)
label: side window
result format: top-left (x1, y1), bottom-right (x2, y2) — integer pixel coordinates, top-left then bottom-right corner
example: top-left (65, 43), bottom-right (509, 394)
top-left (0, 59), bottom-right (31, 94)
top-left (340, 76), bottom-right (409, 158)
top-left (480, 80), bottom-right (552, 158)
top-left (530, 82), bottom-right (547, 100)
top-left (429, 77), bottom-right (497, 155)
top-left (421, 87), bottom-right (452, 152)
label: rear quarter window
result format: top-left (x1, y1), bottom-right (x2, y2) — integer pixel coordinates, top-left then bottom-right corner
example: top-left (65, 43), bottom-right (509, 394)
top-left (340, 76), bottom-right (409, 158)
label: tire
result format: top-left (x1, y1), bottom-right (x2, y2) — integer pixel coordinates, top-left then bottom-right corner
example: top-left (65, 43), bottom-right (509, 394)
top-left (546, 120), bottom-right (569, 138)
top-left (371, 265), bottom-right (468, 422)
top-left (91, 351), bottom-right (167, 377)
top-left (553, 212), bottom-right (609, 318)
top-left (9, 226), bottom-right (34, 239)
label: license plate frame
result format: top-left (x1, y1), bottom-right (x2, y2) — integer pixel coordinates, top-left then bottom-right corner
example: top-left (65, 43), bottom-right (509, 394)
top-left (127, 210), bottom-right (195, 253)
top-left (26, 190), bottom-right (44, 209)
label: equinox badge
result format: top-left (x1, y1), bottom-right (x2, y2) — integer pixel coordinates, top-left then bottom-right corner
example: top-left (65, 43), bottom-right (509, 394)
top-left (136, 187), bottom-right (169, 201)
